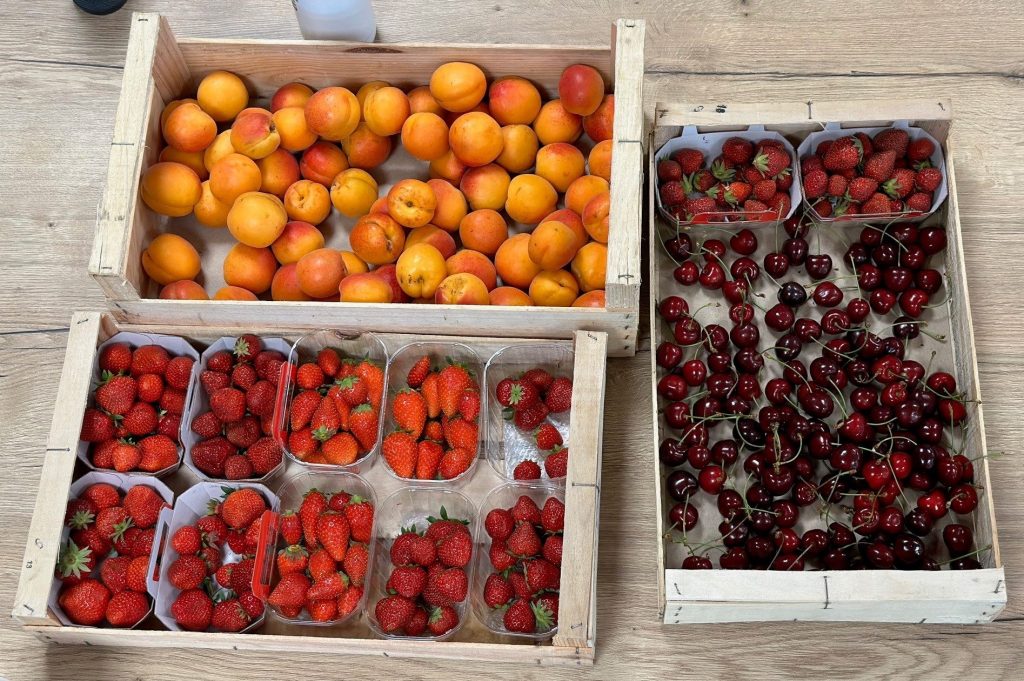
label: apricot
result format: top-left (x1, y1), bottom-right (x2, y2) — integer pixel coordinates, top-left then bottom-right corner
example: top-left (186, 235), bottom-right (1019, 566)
top-left (428, 150), bottom-right (468, 185)
top-left (160, 99), bottom-right (196, 140)
top-left (407, 86), bottom-right (442, 115)
top-left (213, 286), bottom-right (259, 301)
top-left (304, 86), bottom-right (361, 141)
top-left (443, 102), bottom-right (490, 127)
top-left (426, 179), bottom-right (468, 232)
top-left (430, 62), bottom-right (487, 113)
top-left (435, 273), bottom-right (490, 305)
top-left (273, 106), bottom-right (318, 152)
top-left (296, 248), bottom-right (347, 298)
top-left (496, 125), bottom-right (539, 174)
top-left (582, 191), bottom-right (610, 243)
top-left (227, 192), bottom-right (288, 248)
top-left (583, 95), bottom-right (614, 142)
top-left (330, 168), bottom-right (378, 217)
top-left (300, 141), bottom-right (349, 186)
top-left (460, 164), bottom-right (510, 212)
top-left (140, 162), bottom-right (202, 217)
top-left (271, 82), bottom-right (314, 112)
top-left (231, 107), bottom-right (281, 159)
top-left (459, 209), bottom-right (508, 256)
top-left (488, 76), bottom-right (542, 125)
top-left (371, 264), bottom-right (411, 303)
top-left (204, 130), bottom-right (236, 171)
top-left (363, 86), bottom-right (410, 137)
top-left (342, 123), bottom-right (392, 170)
top-left (223, 243), bottom-right (277, 294)
top-left (447, 249), bottom-right (497, 290)
top-left (340, 273), bottom-right (393, 303)
top-left (368, 197), bottom-right (390, 215)
top-left (494, 233), bottom-right (541, 289)
top-left (395, 243), bottom-right (448, 298)
top-left (588, 139), bottom-right (613, 181)
top-left (528, 220), bottom-right (580, 271)
top-left (573, 290), bottom-right (606, 308)
top-left (194, 181), bottom-right (231, 228)
top-left (490, 286), bottom-right (533, 306)
top-left (401, 112), bottom-right (450, 162)
top-left (571, 241), bottom-right (607, 292)
top-left (282, 179), bottom-right (330, 225)
top-left (197, 70), bottom-right (249, 122)
top-left (272, 220), bottom-right (325, 264)
top-left (209, 153), bottom-right (261, 205)
top-left (565, 175), bottom-right (610, 215)
top-left (349, 212), bottom-right (406, 265)
top-left (533, 100), bottom-right (583, 145)
top-left (387, 179), bottom-right (436, 228)
top-left (164, 102), bottom-right (217, 153)
top-left (406, 225), bottom-right (457, 259)
top-left (160, 280), bottom-right (209, 300)
top-left (159, 147), bottom-right (208, 180)
top-left (340, 251), bottom-right (369, 277)
top-left (505, 174), bottom-right (557, 224)
top-left (542, 208), bottom-right (587, 250)
top-left (258, 148), bottom-right (301, 197)
top-left (530, 269), bottom-right (579, 307)
top-left (142, 234), bottom-right (201, 285)
top-left (535, 143), bottom-right (586, 192)
top-left (558, 64), bottom-right (605, 116)
top-left (354, 80), bottom-right (389, 107)
top-left (449, 112), bottom-right (503, 167)
top-left (271, 263), bottom-right (312, 301)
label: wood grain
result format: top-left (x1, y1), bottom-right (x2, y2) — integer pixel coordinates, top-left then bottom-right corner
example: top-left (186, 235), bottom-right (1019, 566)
top-left (1, 0), bottom-right (1022, 679)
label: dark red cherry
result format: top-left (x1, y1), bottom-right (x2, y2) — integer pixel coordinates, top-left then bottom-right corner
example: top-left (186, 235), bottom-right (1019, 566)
top-left (765, 302), bottom-right (796, 331)
top-left (778, 281), bottom-right (807, 307)
top-left (820, 309), bottom-right (851, 335)
top-left (846, 297), bottom-right (870, 322)
top-left (893, 533), bottom-right (925, 566)
top-left (745, 483), bottom-right (773, 509)
top-left (850, 386), bottom-right (878, 412)
top-left (870, 287), bottom-right (897, 314)
top-left (865, 542), bottom-right (895, 569)
top-left (902, 245), bottom-right (927, 270)
top-left (784, 216), bottom-right (809, 238)
top-left (659, 438), bottom-right (687, 467)
top-left (673, 260), bottom-right (699, 285)
top-left (730, 257), bottom-right (760, 283)
top-left (730, 323), bottom-right (760, 348)
top-left (773, 528), bottom-right (800, 553)
top-left (659, 295), bottom-right (689, 322)
top-left (860, 225), bottom-right (883, 247)
top-left (782, 237), bottom-right (808, 265)
top-left (734, 374), bottom-right (761, 401)
top-left (915, 268), bottom-right (942, 294)
top-left (772, 500), bottom-right (799, 529)
top-left (673, 316), bottom-right (701, 345)
top-left (892, 316), bottom-right (920, 340)
top-left (710, 439), bottom-right (739, 466)
top-left (793, 317), bottom-right (822, 343)
top-left (763, 252), bottom-right (790, 278)
top-left (898, 288), bottom-right (929, 317)
top-left (719, 547), bottom-right (750, 570)
top-left (746, 536), bottom-right (776, 561)
top-left (707, 352), bottom-right (731, 373)
top-left (691, 396), bottom-right (721, 419)
top-left (729, 302), bottom-right (756, 325)
top-left (706, 372), bottom-right (736, 398)
top-left (872, 242), bottom-right (898, 267)
top-left (657, 373), bottom-right (689, 400)
top-left (805, 253), bottom-right (833, 280)
top-left (722, 279), bottom-right (749, 305)
top-left (770, 553), bottom-right (804, 571)
top-left (938, 398), bottom-right (967, 425)
top-left (942, 523), bottom-right (973, 555)
top-left (681, 555), bottom-right (713, 569)
top-left (666, 469), bottom-right (698, 502)
top-left (917, 489), bottom-right (947, 519)
top-left (918, 227), bottom-right (947, 255)
top-left (664, 234), bottom-right (693, 260)
top-left (891, 223), bottom-right (919, 247)
top-left (949, 483), bottom-right (978, 514)
top-left (719, 520), bottom-right (749, 547)
top-left (681, 359), bottom-right (707, 386)
top-left (749, 510), bottom-right (775, 534)
top-left (656, 341), bottom-right (683, 369)
top-left (950, 557), bottom-right (982, 570)
top-left (664, 401), bottom-right (691, 430)
top-left (774, 334), bottom-right (802, 362)
top-left (812, 281), bottom-right (843, 307)
top-left (878, 506), bottom-right (904, 534)
top-left (762, 466), bottom-right (795, 495)
top-left (701, 238), bottom-right (727, 262)
top-left (730, 228), bottom-right (758, 255)
top-left (845, 242), bottom-right (870, 267)
top-left (699, 261), bottom-right (726, 289)
top-left (686, 445), bottom-right (710, 469)
top-left (801, 529), bottom-right (829, 556)
top-left (698, 465), bottom-right (727, 494)
top-left (765, 378), bottom-right (792, 405)
top-left (702, 323), bottom-right (729, 353)
top-left (717, 489), bottom-right (744, 520)
top-left (668, 502), bottom-right (699, 532)
top-left (883, 267), bottom-right (913, 292)
top-left (830, 443), bottom-right (863, 472)
top-left (734, 348), bottom-right (764, 373)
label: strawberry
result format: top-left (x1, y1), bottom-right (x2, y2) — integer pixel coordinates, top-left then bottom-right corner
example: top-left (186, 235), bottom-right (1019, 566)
top-left (164, 356), bottom-right (194, 390)
top-left (268, 572), bottom-right (310, 609)
top-left (71, 527), bottom-right (112, 562)
top-left (200, 369), bottom-right (229, 396)
top-left (495, 378), bottom-right (515, 407)
top-left (225, 416), bottom-right (259, 449)
top-left (540, 497), bottom-right (565, 533)
top-left (691, 167), bottom-right (716, 192)
top-left (543, 534), bottom-right (563, 565)
top-left (506, 522), bottom-right (541, 558)
top-left (657, 158), bottom-right (683, 181)
top-left (428, 605), bottom-right (459, 636)
top-left (355, 360), bottom-right (385, 410)
top-left (224, 454), bottom-right (254, 480)
top-left (109, 441), bottom-right (140, 472)
top-left (220, 488), bottom-right (267, 530)
top-left (311, 396), bottom-right (341, 440)
top-left (65, 497), bottom-right (97, 528)
top-left (96, 374), bottom-right (137, 416)
top-left (157, 412), bottom-right (182, 442)
top-left (907, 137), bottom-right (935, 162)
top-left (513, 460), bottom-right (541, 480)
top-left (315, 348), bottom-right (341, 378)
top-left (907, 192), bottom-right (932, 212)
top-left (507, 380), bottom-right (539, 411)
top-left (484, 573), bottom-right (514, 608)
top-left (126, 555), bottom-right (150, 592)
top-left (99, 343), bottom-right (133, 373)
top-left (307, 571), bottom-right (349, 600)
top-left (752, 178), bottom-right (777, 202)
top-left (246, 380), bottom-right (276, 419)
top-left (383, 432), bottom-right (418, 478)
top-left (289, 390), bottom-right (322, 430)
top-left (82, 483), bottom-right (120, 510)
top-left (334, 375), bottom-right (367, 407)
top-left (743, 199), bottom-right (772, 221)
top-left (196, 515), bottom-right (228, 547)
top-left (659, 181), bottom-right (686, 207)
top-left (883, 168), bottom-right (917, 199)
top-left (375, 595), bottom-right (416, 632)
top-left (113, 525), bottom-right (140, 557)
top-left (239, 591), bottom-right (265, 619)
top-left (535, 423), bottom-right (562, 451)
top-left (296, 363), bottom-right (325, 390)
top-left (514, 402), bottom-right (549, 430)
top-left (56, 540), bottom-right (96, 585)
top-left (423, 567), bottom-right (468, 607)
top-left (169, 555), bottom-right (208, 590)
top-left (207, 350), bottom-right (233, 373)
top-left (916, 167), bottom-right (943, 192)
top-left (393, 389), bottom-right (427, 438)
top-left (685, 196), bottom-right (717, 220)
top-left (229, 364), bottom-right (257, 391)
top-left (847, 176), bottom-right (878, 202)
top-left (484, 508), bottom-right (515, 541)
top-left (509, 571), bottom-right (532, 599)
top-left (512, 495), bottom-right (542, 524)
top-left (215, 562), bottom-right (234, 589)
top-left (161, 387), bottom-right (186, 416)
top-left (823, 136), bottom-right (861, 172)
top-left (438, 447), bottom-right (475, 480)
top-left (437, 529), bottom-right (472, 568)
top-left (123, 485), bottom-right (165, 529)
top-left (103, 589), bottom-right (148, 628)
top-left (863, 149), bottom-right (896, 182)
top-left (443, 417), bottom-right (478, 452)
top-left (802, 169), bottom-right (828, 199)
top-left (308, 599), bottom-right (338, 622)
top-left (827, 174), bottom-right (848, 197)
top-left (458, 388), bottom-right (482, 421)
top-left (320, 431), bottom-right (358, 466)
top-left (722, 137), bottom-right (753, 164)
top-left (346, 403), bottom-right (378, 453)
top-left (437, 364), bottom-right (473, 418)
top-left (59, 579), bottom-right (111, 626)
top-left (287, 428), bottom-right (317, 461)
top-left (517, 369), bottom-right (552, 394)
top-left (489, 540), bottom-right (517, 571)
top-left (191, 411), bottom-right (223, 439)
top-left (873, 128), bottom-right (910, 156)
top-left (524, 558), bottom-right (560, 592)
top-left (752, 146), bottom-right (790, 178)
top-left (133, 527), bottom-right (156, 558)
top-left (415, 440), bottom-right (443, 480)
top-left (131, 345), bottom-right (170, 377)
top-left (299, 490), bottom-right (328, 548)
top-left (424, 420), bottom-right (443, 441)
top-left (343, 497), bottom-right (374, 543)
top-left (545, 447), bottom-right (568, 478)
top-left (279, 511), bottom-right (302, 546)
top-left (387, 565), bottom-right (427, 598)
top-left (191, 436), bottom-right (234, 476)
top-left (532, 595), bottom-right (558, 630)
top-left (671, 147), bottom-right (704, 174)
top-left (316, 511), bottom-right (351, 561)
top-left (342, 543), bottom-right (369, 586)
top-left (407, 355), bottom-right (431, 388)
top-left (403, 606), bottom-right (429, 636)
top-left (210, 387), bottom-right (246, 423)
top-left (545, 377), bottom-right (572, 413)
top-left (503, 599), bottom-right (536, 633)
top-left (234, 334), bottom-right (261, 363)
top-left (390, 532), bottom-right (420, 567)
top-left (862, 192), bottom-right (893, 215)
top-left (337, 584), bottom-right (363, 617)
top-left (421, 372), bottom-right (441, 418)
top-left (801, 156), bottom-right (824, 176)
top-left (171, 588), bottom-right (213, 631)
top-left (211, 598), bottom-right (250, 632)
top-left (171, 525), bottom-right (201, 555)
top-left (80, 408), bottom-right (116, 442)
top-left (138, 434), bottom-right (179, 472)
top-left (308, 548), bottom-right (336, 580)
top-left (135, 373), bottom-right (164, 403)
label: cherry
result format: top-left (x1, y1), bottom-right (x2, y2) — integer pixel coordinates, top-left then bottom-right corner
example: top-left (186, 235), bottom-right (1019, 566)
top-left (659, 295), bottom-right (689, 322)
top-left (730, 323), bottom-right (760, 348)
top-left (706, 372), bottom-right (736, 398)
top-left (801, 529), bottom-right (830, 556)
top-left (918, 227), bottom-right (947, 255)
top-left (892, 316), bottom-right (920, 340)
top-left (717, 489), bottom-right (744, 519)
top-left (949, 484), bottom-right (978, 514)
top-left (830, 443), bottom-right (862, 472)
top-left (857, 263), bottom-right (882, 290)
top-left (679, 359), bottom-right (706, 387)
top-left (735, 374), bottom-right (762, 401)
top-left (813, 281), bottom-right (843, 307)
top-left (905, 507), bottom-right (934, 536)
top-left (883, 267), bottom-right (913, 292)
top-left (853, 507), bottom-right (880, 534)
top-left (823, 549), bottom-right (850, 570)
top-left (938, 398), bottom-right (967, 425)
top-left (699, 261), bottom-right (726, 289)
top-left (878, 506), bottom-right (904, 534)
top-left (656, 341), bottom-right (683, 369)
top-left (950, 557), bottom-right (982, 570)
top-left (883, 337), bottom-right (906, 359)
top-left (762, 466), bottom-right (795, 495)
top-left (783, 359), bottom-right (808, 383)
top-left (729, 302), bottom-right (756, 325)
top-left (778, 281), bottom-right (807, 307)
top-left (899, 287), bottom-right (930, 318)
top-left (719, 547), bottom-right (750, 570)
top-left (692, 396), bottom-right (721, 419)
top-left (810, 357), bottom-right (843, 389)
top-left (942, 523), bottom-right (973, 555)
top-left (664, 235), bottom-right (693, 260)
top-left (915, 268), bottom-right (942, 294)
top-left (707, 352), bottom-right (731, 373)
top-left (783, 237), bottom-right (808, 265)
top-left (746, 536), bottom-right (776, 561)
top-left (955, 454), bottom-right (975, 482)
top-left (881, 382), bottom-right (907, 406)
top-left (734, 348), bottom-right (764, 373)
top-left (846, 360), bottom-right (873, 385)
top-left (698, 465), bottom-right (727, 494)
top-left (865, 542), bottom-right (895, 569)
top-left (719, 520), bottom-right (749, 547)
top-left (673, 317), bottom-right (701, 345)
top-left (893, 533), bottom-right (925, 566)
top-left (820, 309), bottom-right (851, 335)
top-left (774, 334), bottom-right (803, 362)
top-left (872, 355), bottom-right (903, 384)
top-left (724, 394), bottom-right (752, 415)
top-left (773, 528), bottom-right (800, 553)
top-left (838, 412), bottom-right (870, 442)
top-left (749, 510), bottom-right (775, 534)
top-left (920, 557), bottom-right (940, 570)
top-left (772, 500), bottom-right (800, 529)
top-left (669, 502), bottom-right (699, 532)
top-left (702, 324), bottom-right (730, 353)
top-left (917, 489), bottom-right (947, 519)
top-left (745, 483), bottom-right (773, 508)
top-left (872, 242), bottom-right (898, 267)
top-left (666, 469), bottom-right (699, 502)
top-left (784, 216), bottom-right (809, 238)
top-left (860, 226), bottom-right (883, 247)
top-left (819, 473), bottom-right (850, 503)
top-left (730, 257), bottom-right (760, 282)
top-left (702, 239), bottom-right (727, 262)
top-left (794, 318), bottom-right (822, 342)
top-left (828, 522), bottom-right (856, 548)
top-left (722, 280), bottom-right (749, 305)
top-left (770, 554), bottom-right (805, 571)
top-left (687, 445), bottom-right (711, 469)
top-left (657, 373), bottom-right (689, 400)
top-left (711, 439), bottom-right (739, 466)
top-left (763, 252), bottom-right (790, 278)
top-left (850, 387), bottom-right (878, 412)
top-left (730, 228), bottom-right (758, 255)
top-left (664, 401), bottom-right (691, 429)
top-left (659, 438), bottom-right (687, 467)
top-left (917, 417), bottom-right (943, 444)
top-left (845, 242), bottom-right (870, 268)
top-left (673, 261), bottom-right (699, 285)
top-left (765, 303), bottom-right (796, 331)
top-left (891, 223), bottom-right (919, 247)
top-left (890, 452), bottom-right (912, 479)
top-left (846, 298), bottom-right (871, 323)
top-left (766, 378), bottom-right (792, 405)
top-left (902, 245), bottom-right (927, 270)
top-left (682, 555), bottom-right (713, 569)
top-left (805, 253), bottom-right (833, 280)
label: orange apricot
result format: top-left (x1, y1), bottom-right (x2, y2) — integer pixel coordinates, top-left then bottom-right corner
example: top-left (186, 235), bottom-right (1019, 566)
top-left (349, 212), bottom-right (406, 265)
top-left (490, 286), bottom-right (533, 306)
top-left (449, 112), bottom-right (503, 167)
top-left (340, 251), bottom-right (369, 277)
top-left (387, 179), bottom-right (436, 228)
top-left (270, 82), bottom-right (314, 112)
top-left (197, 70), bottom-right (249, 122)
top-left (406, 225), bottom-right (457, 259)
top-left (460, 164), bottom-right (510, 212)
top-left (542, 208), bottom-right (587, 250)
top-left (426, 179), bottom-right (468, 232)
top-left (203, 130), bottom-right (236, 171)
top-left (271, 263), bottom-right (312, 301)
top-left (304, 86), bottom-right (361, 141)
top-left (583, 95), bottom-right (614, 142)
top-left (529, 269), bottom-right (579, 307)
top-left (533, 100), bottom-right (583, 145)
top-left (342, 123), bottom-right (393, 169)
top-left (209, 153), bottom-right (261, 204)
top-left (140, 162), bottom-right (202, 217)
top-left (363, 86), bottom-right (410, 137)
top-left (159, 147), bottom-right (208, 180)
top-left (272, 220), bottom-right (325, 264)
top-left (257, 148), bottom-right (301, 197)
top-left (340, 272), bottom-right (393, 303)
top-left (356, 81), bottom-right (391, 109)
top-left (494, 233), bottom-right (541, 289)
top-left (368, 197), bottom-right (390, 215)
top-left (429, 62), bottom-right (487, 113)
top-left (565, 175), bottom-right (609, 215)
top-left (401, 112), bottom-right (450, 162)
top-left (160, 99), bottom-right (196, 140)
top-left (535, 143), bottom-right (586, 192)
top-left (428, 150), bottom-right (468, 185)
top-left (142, 234), bottom-right (201, 285)
top-left (434, 273), bottom-right (490, 305)
top-left (284, 179), bottom-right (331, 225)
top-left (300, 141), bottom-right (349, 186)
top-left (505, 174), bottom-right (558, 224)
top-left (223, 243), bottom-right (277, 294)
top-left (230, 107), bottom-right (280, 159)
top-left (159, 280), bottom-right (209, 300)
top-left (194, 180), bottom-right (231, 228)
top-left (571, 241), bottom-right (607, 292)
top-left (213, 286), bottom-right (259, 301)
top-left (273, 106), bottom-right (318, 152)
top-left (396, 243), bottom-right (448, 298)
top-left (558, 64), bottom-right (605, 116)
top-left (488, 76), bottom-right (543, 125)
top-left (372, 264), bottom-right (411, 303)
top-left (582, 191), bottom-right (610, 243)
top-left (330, 168), bottom-right (379, 217)
top-left (227, 192), bottom-right (288, 248)
top-left (407, 85), bottom-right (443, 115)
top-left (446, 249), bottom-right (497, 290)
top-left (572, 290), bottom-right (606, 308)
top-left (496, 124), bottom-right (539, 173)
top-left (459, 209), bottom-right (508, 256)
top-left (164, 102), bottom-right (217, 153)
top-left (588, 139), bottom-right (613, 181)
top-left (296, 248), bottom-right (347, 299)
top-left (528, 220), bottom-right (580, 271)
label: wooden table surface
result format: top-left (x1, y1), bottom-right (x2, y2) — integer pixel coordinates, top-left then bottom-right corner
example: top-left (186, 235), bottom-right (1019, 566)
top-left (1, 1), bottom-right (1022, 678)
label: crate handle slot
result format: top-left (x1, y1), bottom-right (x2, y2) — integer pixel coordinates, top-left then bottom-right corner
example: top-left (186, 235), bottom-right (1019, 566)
top-left (146, 506), bottom-right (173, 599)
top-left (252, 509), bottom-right (281, 601)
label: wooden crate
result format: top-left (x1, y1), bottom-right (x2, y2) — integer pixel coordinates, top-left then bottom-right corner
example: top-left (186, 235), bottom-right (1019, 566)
top-left (647, 100), bottom-right (1007, 623)
top-left (88, 13), bottom-right (645, 357)
top-left (13, 312), bottom-right (607, 665)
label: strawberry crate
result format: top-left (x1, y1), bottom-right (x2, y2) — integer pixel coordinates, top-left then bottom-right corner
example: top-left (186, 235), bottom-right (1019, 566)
top-left (88, 12), bottom-right (645, 357)
top-left (14, 312), bottom-right (607, 665)
top-left (647, 99), bottom-right (1006, 623)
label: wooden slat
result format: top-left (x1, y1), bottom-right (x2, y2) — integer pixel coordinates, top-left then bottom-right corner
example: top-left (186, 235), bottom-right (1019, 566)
top-left (552, 330), bottom-right (607, 650)
top-left (13, 312), bottom-right (102, 625)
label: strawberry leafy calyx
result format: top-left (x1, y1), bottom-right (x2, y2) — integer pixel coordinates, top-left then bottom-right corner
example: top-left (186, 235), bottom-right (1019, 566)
top-left (57, 540), bottom-right (93, 578)
top-left (531, 600), bottom-right (555, 632)
top-left (68, 509), bottom-right (95, 530)
top-left (312, 425), bottom-right (336, 443)
top-left (427, 505), bottom-right (469, 527)
top-left (711, 159), bottom-right (735, 182)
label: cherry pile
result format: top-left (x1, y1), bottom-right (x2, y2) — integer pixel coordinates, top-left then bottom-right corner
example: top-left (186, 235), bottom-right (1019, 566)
top-left (657, 215), bottom-right (984, 571)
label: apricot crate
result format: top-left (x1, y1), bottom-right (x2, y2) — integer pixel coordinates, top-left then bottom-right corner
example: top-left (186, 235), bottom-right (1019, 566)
top-left (89, 12), bottom-right (645, 356)
top-left (647, 100), bottom-right (1006, 624)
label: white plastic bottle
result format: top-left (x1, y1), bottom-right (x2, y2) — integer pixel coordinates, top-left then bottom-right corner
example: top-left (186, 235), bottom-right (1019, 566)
top-left (293, 0), bottom-right (377, 42)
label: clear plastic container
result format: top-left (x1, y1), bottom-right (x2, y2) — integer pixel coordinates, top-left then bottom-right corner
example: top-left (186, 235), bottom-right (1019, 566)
top-left (79, 331), bottom-right (200, 477)
top-left (382, 341), bottom-right (484, 486)
top-left (273, 330), bottom-right (388, 473)
top-left (150, 481), bottom-right (279, 632)
top-left (471, 481), bottom-right (564, 640)
top-left (294, 0), bottom-right (376, 42)
top-left (365, 486), bottom-right (479, 641)
top-left (252, 469), bottom-right (376, 626)
top-left (49, 471), bottom-right (173, 628)
top-left (483, 342), bottom-right (574, 482)
top-left (181, 336), bottom-right (291, 484)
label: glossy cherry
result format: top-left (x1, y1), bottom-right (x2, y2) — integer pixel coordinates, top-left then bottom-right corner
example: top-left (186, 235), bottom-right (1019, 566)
top-left (805, 253), bottom-right (833, 280)
top-left (659, 295), bottom-right (689, 322)
top-left (673, 260), bottom-right (699, 285)
top-left (730, 228), bottom-right (758, 255)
